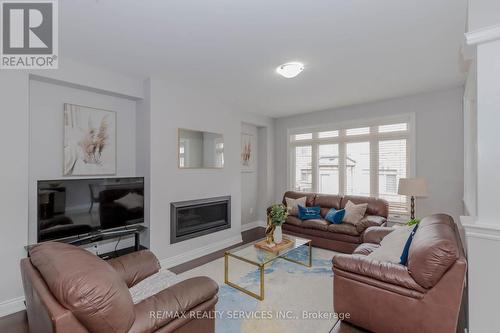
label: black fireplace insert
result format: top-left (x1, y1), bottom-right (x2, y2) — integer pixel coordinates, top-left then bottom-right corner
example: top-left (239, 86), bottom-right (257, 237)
top-left (170, 196), bottom-right (231, 244)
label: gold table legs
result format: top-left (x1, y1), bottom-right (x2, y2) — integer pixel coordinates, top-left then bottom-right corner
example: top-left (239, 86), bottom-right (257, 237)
top-left (224, 240), bottom-right (312, 301)
top-left (224, 253), bottom-right (265, 300)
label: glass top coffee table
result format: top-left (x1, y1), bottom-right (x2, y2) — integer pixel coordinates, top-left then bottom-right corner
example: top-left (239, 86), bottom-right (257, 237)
top-left (224, 234), bottom-right (312, 300)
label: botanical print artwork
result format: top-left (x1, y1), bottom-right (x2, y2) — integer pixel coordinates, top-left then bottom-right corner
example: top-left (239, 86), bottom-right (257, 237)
top-left (241, 133), bottom-right (254, 172)
top-left (63, 104), bottom-right (116, 176)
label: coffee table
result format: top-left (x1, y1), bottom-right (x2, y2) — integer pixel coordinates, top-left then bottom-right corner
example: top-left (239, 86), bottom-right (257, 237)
top-left (224, 234), bottom-right (312, 300)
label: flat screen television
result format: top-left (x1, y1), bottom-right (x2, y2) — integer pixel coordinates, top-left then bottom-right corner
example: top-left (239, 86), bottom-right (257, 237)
top-left (37, 177), bottom-right (144, 242)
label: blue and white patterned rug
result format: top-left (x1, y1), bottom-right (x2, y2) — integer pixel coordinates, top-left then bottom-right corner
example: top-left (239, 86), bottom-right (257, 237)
top-left (177, 246), bottom-right (338, 333)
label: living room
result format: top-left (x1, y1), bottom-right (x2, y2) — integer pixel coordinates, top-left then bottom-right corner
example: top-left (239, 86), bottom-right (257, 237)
top-left (0, 1), bottom-right (498, 332)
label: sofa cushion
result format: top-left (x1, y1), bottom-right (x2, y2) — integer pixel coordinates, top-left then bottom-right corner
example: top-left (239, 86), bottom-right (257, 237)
top-left (355, 215), bottom-right (387, 233)
top-left (343, 201), bottom-right (368, 224)
top-left (325, 208), bottom-right (346, 224)
top-left (367, 225), bottom-right (414, 264)
top-left (407, 214), bottom-right (459, 288)
top-left (353, 243), bottom-right (380, 256)
top-left (29, 242), bottom-right (135, 333)
top-left (282, 191), bottom-right (316, 207)
top-left (285, 196), bottom-right (306, 216)
top-left (314, 194), bottom-right (342, 212)
top-left (285, 215), bottom-right (303, 226)
top-left (283, 223), bottom-right (362, 244)
top-left (400, 224), bottom-right (418, 266)
top-left (332, 254), bottom-right (427, 293)
top-left (341, 195), bottom-right (389, 218)
top-left (298, 205), bottom-right (322, 220)
top-left (302, 218), bottom-right (329, 231)
top-left (327, 223), bottom-right (360, 236)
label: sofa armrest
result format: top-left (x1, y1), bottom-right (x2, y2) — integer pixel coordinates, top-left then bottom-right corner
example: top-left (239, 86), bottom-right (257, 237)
top-left (108, 250), bottom-right (160, 287)
top-left (356, 215), bottom-right (387, 233)
top-left (362, 226), bottom-right (395, 244)
top-left (129, 276), bottom-right (218, 333)
top-left (332, 254), bottom-right (426, 293)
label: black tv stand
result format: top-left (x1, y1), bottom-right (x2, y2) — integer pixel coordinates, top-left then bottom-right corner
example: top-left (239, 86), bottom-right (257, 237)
top-left (67, 225), bottom-right (146, 251)
top-left (25, 225), bottom-right (147, 256)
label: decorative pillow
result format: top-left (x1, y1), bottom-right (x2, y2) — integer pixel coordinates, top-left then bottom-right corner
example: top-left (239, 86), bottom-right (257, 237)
top-left (367, 225), bottom-right (414, 264)
top-left (343, 200), bottom-right (368, 224)
top-left (285, 196), bottom-right (307, 216)
top-left (325, 208), bottom-right (346, 224)
top-left (115, 192), bottom-right (144, 210)
top-left (297, 205), bottom-right (321, 220)
top-left (400, 224), bottom-right (419, 265)
top-left (129, 268), bottom-right (180, 304)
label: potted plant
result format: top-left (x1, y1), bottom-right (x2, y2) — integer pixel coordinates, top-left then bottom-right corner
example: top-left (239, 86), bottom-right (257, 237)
top-left (268, 204), bottom-right (288, 244)
top-left (407, 218), bottom-right (420, 226)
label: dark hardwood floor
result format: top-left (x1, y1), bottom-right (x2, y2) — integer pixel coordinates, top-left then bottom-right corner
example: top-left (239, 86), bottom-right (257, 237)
top-left (0, 227), bottom-right (457, 333)
top-left (0, 310), bottom-right (29, 333)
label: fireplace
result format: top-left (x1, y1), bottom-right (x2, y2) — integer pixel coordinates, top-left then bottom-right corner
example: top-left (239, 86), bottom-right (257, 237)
top-left (170, 196), bottom-right (231, 244)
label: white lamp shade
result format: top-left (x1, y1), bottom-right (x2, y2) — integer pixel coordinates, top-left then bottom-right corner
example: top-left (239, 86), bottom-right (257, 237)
top-left (398, 178), bottom-right (428, 197)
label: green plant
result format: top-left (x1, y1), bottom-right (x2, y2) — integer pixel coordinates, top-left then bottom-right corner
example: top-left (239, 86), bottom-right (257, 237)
top-left (269, 204), bottom-right (288, 227)
top-left (406, 218), bottom-right (420, 226)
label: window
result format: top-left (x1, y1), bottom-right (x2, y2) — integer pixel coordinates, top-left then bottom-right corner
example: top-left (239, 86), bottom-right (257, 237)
top-left (289, 118), bottom-right (412, 215)
top-left (378, 139), bottom-right (407, 214)
top-left (292, 133), bottom-right (312, 141)
top-left (318, 130), bottom-right (339, 138)
top-left (346, 142), bottom-right (370, 196)
top-left (318, 144), bottom-right (339, 194)
top-left (294, 146), bottom-right (312, 192)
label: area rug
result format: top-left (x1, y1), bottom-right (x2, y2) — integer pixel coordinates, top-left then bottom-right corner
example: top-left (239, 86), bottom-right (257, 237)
top-left (177, 246), bottom-right (338, 333)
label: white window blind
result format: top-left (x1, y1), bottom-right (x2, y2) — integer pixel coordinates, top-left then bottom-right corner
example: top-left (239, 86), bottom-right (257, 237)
top-left (378, 139), bottom-right (407, 214)
top-left (289, 117), bottom-right (412, 215)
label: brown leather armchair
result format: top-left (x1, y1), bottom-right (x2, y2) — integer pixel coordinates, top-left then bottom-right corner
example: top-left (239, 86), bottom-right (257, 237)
top-left (332, 214), bottom-right (467, 333)
top-left (21, 242), bottom-right (218, 333)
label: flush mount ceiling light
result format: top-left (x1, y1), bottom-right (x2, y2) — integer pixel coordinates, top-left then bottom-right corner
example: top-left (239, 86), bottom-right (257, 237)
top-left (276, 62), bottom-right (304, 78)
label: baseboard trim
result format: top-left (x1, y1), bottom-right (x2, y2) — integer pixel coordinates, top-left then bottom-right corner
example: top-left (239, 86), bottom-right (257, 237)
top-left (0, 296), bottom-right (25, 318)
top-left (241, 220), bottom-right (266, 231)
top-left (159, 234), bottom-right (243, 269)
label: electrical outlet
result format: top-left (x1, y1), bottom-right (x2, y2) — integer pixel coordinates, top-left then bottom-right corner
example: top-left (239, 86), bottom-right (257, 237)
top-left (250, 207), bottom-right (254, 215)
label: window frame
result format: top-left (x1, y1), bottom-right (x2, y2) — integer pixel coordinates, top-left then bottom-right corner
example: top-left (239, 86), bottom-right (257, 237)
top-left (287, 114), bottom-right (415, 217)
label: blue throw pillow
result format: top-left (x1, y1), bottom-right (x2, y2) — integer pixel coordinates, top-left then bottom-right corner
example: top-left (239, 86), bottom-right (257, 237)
top-left (297, 205), bottom-right (321, 220)
top-left (325, 208), bottom-right (346, 224)
top-left (400, 224), bottom-right (419, 265)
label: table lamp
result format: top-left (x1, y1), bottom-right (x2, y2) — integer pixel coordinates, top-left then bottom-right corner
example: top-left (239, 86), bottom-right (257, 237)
top-left (398, 178), bottom-right (428, 220)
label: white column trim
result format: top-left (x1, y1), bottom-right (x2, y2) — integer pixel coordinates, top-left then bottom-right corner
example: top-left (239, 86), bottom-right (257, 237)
top-left (465, 24), bottom-right (500, 45)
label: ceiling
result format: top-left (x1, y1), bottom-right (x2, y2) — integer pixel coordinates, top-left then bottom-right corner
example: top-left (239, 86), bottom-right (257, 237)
top-left (60, 0), bottom-right (467, 117)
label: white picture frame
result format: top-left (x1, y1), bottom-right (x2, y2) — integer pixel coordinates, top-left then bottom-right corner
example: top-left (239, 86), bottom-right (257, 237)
top-left (63, 103), bottom-right (117, 176)
top-left (241, 132), bottom-right (255, 172)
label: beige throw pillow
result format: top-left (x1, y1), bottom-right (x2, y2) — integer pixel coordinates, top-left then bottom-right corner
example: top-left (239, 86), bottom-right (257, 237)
top-left (343, 200), bottom-right (368, 224)
top-left (367, 225), bottom-right (413, 264)
top-left (285, 196), bottom-right (307, 216)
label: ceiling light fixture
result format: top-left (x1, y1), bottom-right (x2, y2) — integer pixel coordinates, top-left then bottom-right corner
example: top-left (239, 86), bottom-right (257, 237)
top-left (276, 62), bottom-right (304, 78)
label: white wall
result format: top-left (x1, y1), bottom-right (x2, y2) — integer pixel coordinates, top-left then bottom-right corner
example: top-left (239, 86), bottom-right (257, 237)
top-left (0, 72), bottom-right (29, 316)
top-left (468, 0), bottom-right (500, 31)
top-left (274, 88), bottom-right (464, 221)
top-left (146, 77), bottom-right (275, 267)
top-left (241, 123), bottom-right (259, 225)
top-left (28, 79), bottom-right (139, 244)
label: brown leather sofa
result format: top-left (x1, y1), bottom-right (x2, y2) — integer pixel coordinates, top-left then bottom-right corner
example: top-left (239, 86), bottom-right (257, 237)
top-left (280, 191), bottom-right (389, 253)
top-left (332, 214), bottom-right (467, 333)
top-left (20, 242), bottom-right (219, 333)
